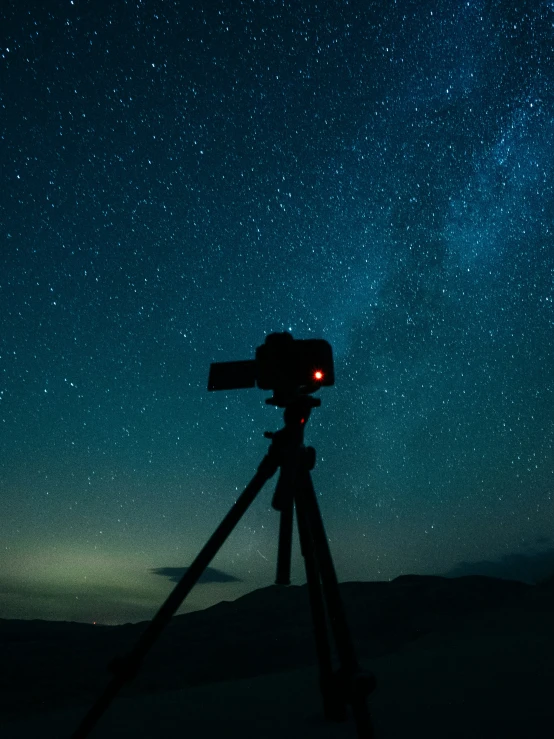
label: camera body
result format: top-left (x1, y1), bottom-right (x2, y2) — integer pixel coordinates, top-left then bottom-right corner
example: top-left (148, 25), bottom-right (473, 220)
top-left (208, 332), bottom-right (334, 398)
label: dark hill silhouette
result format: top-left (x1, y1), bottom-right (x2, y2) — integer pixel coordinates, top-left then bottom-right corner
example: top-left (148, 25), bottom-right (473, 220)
top-left (1, 574), bottom-right (552, 738)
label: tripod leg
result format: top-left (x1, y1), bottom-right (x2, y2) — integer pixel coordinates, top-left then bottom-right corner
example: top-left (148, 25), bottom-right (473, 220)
top-left (272, 448), bottom-right (302, 586)
top-left (275, 492), bottom-right (294, 585)
top-left (70, 452), bottom-right (279, 739)
top-left (295, 481), bottom-right (347, 722)
top-left (301, 467), bottom-right (376, 739)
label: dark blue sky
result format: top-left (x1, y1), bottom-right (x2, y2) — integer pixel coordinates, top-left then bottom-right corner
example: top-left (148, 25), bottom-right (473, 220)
top-left (1, 0), bottom-right (553, 624)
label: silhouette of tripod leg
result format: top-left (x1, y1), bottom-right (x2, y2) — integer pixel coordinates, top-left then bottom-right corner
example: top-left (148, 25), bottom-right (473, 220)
top-left (299, 458), bottom-right (376, 739)
top-left (275, 484), bottom-right (294, 585)
top-left (70, 451), bottom-right (280, 739)
top-left (294, 471), bottom-right (348, 722)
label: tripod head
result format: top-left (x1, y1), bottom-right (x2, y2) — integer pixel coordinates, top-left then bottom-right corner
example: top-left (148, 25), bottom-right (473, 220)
top-left (265, 392), bottom-right (320, 436)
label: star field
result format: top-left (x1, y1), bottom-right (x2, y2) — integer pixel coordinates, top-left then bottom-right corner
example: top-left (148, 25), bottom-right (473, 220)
top-left (1, 0), bottom-right (553, 624)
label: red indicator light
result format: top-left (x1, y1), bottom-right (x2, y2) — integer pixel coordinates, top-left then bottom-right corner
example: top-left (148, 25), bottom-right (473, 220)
top-left (300, 417), bottom-right (306, 424)
top-left (313, 370), bottom-right (324, 381)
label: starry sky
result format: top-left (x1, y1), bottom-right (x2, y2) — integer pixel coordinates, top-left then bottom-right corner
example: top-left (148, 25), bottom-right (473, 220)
top-left (1, 0), bottom-right (553, 625)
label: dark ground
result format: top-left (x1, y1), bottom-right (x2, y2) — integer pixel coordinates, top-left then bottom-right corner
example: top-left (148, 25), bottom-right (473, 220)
top-left (1, 574), bottom-right (553, 738)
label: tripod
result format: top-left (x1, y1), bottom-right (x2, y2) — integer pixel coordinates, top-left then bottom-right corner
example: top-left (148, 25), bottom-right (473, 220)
top-left (71, 392), bottom-right (376, 739)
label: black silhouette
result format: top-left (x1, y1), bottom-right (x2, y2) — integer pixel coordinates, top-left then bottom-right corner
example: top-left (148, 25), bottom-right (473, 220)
top-left (69, 334), bottom-right (376, 739)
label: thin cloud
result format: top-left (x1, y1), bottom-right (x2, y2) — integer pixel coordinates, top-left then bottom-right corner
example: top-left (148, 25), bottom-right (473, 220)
top-left (151, 566), bottom-right (241, 584)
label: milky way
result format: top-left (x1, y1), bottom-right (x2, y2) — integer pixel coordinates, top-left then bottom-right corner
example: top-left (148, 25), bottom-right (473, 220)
top-left (1, 0), bottom-right (553, 624)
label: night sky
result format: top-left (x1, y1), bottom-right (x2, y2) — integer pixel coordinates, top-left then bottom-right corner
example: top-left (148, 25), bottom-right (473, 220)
top-left (1, 0), bottom-right (553, 625)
